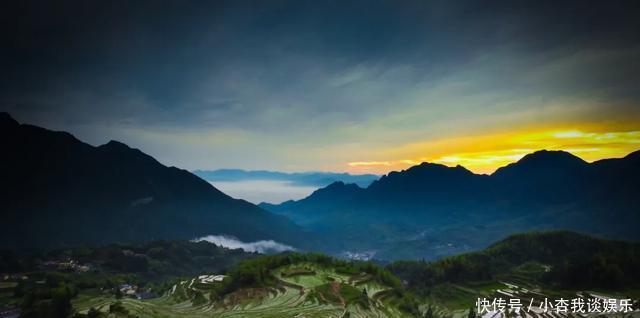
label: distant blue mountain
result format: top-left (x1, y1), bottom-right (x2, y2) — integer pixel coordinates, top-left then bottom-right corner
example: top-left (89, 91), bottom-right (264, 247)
top-left (192, 169), bottom-right (378, 188)
top-left (261, 149), bottom-right (640, 260)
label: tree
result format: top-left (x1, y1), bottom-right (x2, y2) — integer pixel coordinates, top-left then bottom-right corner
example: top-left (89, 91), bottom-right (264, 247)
top-left (51, 285), bottom-right (73, 318)
top-left (467, 306), bottom-right (476, 318)
top-left (115, 287), bottom-right (123, 299)
top-left (425, 305), bottom-right (434, 318)
top-left (109, 301), bottom-right (128, 315)
top-left (87, 307), bottom-right (102, 318)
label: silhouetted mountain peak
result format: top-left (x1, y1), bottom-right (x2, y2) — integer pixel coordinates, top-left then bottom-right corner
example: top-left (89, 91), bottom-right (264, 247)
top-left (493, 149), bottom-right (587, 178)
top-left (415, 161), bottom-right (448, 169)
top-left (319, 181), bottom-right (361, 193)
top-left (362, 161), bottom-right (484, 201)
top-left (519, 150), bottom-right (586, 165)
top-left (372, 161), bottom-right (476, 187)
top-left (95, 139), bottom-right (163, 166)
top-left (406, 161), bottom-right (474, 176)
top-left (101, 140), bottom-right (130, 149)
top-left (304, 181), bottom-right (363, 202)
top-left (326, 180), bottom-right (345, 187)
top-left (625, 149), bottom-right (640, 161)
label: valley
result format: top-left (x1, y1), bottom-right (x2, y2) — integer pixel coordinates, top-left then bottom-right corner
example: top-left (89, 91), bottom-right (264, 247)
top-left (2, 232), bottom-right (639, 318)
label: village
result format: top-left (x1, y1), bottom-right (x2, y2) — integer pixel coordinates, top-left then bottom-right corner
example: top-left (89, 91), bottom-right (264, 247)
top-left (117, 283), bottom-right (156, 300)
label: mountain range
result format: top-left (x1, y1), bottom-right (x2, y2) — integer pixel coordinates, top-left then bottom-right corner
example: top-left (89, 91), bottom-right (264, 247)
top-left (0, 113), bottom-right (309, 250)
top-left (2, 112), bottom-right (638, 261)
top-left (192, 169), bottom-right (378, 188)
top-left (261, 148), bottom-right (640, 260)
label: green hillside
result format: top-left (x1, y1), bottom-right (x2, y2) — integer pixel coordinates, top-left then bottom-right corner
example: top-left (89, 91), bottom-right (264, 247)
top-left (388, 231), bottom-right (640, 314)
top-left (72, 255), bottom-right (418, 317)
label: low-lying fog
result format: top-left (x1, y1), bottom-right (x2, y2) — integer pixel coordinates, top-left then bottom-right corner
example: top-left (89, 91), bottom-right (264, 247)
top-left (208, 179), bottom-right (317, 204)
top-left (193, 235), bottom-right (296, 254)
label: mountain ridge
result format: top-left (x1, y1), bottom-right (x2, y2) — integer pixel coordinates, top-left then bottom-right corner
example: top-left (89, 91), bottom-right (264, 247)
top-left (263, 147), bottom-right (640, 260)
top-left (192, 168), bottom-right (378, 188)
top-left (0, 112), bottom-right (309, 250)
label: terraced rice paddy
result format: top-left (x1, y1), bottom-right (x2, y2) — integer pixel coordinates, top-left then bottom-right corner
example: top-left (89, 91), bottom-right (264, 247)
top-left (73, 263), bottom-right (408, 317)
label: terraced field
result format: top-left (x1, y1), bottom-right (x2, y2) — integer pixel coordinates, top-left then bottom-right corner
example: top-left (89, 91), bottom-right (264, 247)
top-left (73, 263), bottom-right (410, 317)
top-left (422, 279), bottom-right (640, 318)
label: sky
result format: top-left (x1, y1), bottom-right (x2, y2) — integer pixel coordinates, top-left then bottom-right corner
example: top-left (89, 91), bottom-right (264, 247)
top-left (2, 0), bottom-right (639, 174)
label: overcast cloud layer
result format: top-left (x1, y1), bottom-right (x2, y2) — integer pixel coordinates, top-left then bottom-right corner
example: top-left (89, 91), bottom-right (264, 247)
top-left (1, 0), bottom-right (639, 172)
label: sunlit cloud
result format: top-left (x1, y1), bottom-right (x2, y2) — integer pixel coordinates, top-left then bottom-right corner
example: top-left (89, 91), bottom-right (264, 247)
top-left (346, 127), bottom-right (640, 175)
top-left (348, 161), bottom-right (393, 167)
top-left (553, 131), bottom-right (589, 138)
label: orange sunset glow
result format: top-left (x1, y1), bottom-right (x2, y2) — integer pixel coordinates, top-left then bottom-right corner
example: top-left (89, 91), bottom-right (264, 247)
top-left (347, 126), bottom-right (640, 175)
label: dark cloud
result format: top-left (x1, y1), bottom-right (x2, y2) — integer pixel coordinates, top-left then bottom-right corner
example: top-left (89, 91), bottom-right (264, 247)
top-left (1, 0), bottom-right (639, 169)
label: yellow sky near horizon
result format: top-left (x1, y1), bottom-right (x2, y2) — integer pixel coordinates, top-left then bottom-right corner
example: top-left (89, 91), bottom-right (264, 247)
top-left (345, 125), bottom-right (640, 175)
